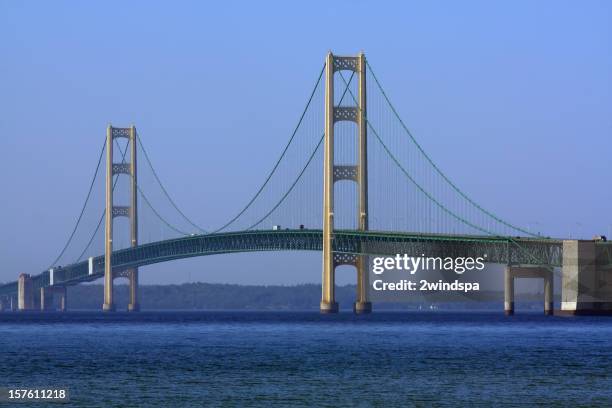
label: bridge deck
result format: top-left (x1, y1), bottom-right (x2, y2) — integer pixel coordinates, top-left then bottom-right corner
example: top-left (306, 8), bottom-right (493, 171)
top-left (0, 229), bottom-right (572, 297)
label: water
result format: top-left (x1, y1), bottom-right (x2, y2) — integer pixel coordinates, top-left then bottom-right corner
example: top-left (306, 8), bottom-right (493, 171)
top-left (1, 311), bottom-right (611, 407)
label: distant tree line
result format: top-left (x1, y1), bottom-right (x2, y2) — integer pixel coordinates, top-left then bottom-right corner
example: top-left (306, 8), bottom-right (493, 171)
top-left (53, 283), bottom-right (546, 311)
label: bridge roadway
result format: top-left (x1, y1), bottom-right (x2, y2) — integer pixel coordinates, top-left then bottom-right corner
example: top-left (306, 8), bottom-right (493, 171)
top-left (0, 229), bottom-right (564, 297)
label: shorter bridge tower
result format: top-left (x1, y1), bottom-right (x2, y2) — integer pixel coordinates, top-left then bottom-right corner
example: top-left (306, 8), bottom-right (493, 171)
top-left (321, 52), bottom-right (371, 314)
top-left (103, 125), bottom-right (139, 312)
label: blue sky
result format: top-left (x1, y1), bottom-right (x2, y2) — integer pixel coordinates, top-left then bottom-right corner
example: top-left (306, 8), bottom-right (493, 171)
top-left (1, 1), bottom-right (610, 285)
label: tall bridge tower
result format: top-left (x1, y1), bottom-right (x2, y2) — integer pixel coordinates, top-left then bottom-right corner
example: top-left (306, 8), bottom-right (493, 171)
top-left (321, 52), bottom-right (371, 314)
top-left (103, 125), bottom-right (139, 312)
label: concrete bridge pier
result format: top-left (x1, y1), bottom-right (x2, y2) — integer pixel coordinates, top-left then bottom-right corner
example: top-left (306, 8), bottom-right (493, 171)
top-left (354, 256), bottom-right (372, 314)
top-left (40, 286), bottom-right (68, 312)
top-left (0, 296), bottom-right (11, 311)
top-left (561, 240), bottom-right (612, 314)
top-left (59, 287), bottom-right (67, 312)
top-left (0, 296), bottom-right (14, 312)
top-left (17, 273), bottom-right (34, 311)
top-left (127, 268), bottom-right (139, 312)
top-left (354, 302), bottom-right (372, 314)
top-left (504, 265), bottom-right (553, 315)
top-left (40, 287), bottom-right (51, 311)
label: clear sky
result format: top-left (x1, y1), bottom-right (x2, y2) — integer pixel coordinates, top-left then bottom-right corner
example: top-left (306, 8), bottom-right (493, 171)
top-left (1, 1), bottom-right (610, 286)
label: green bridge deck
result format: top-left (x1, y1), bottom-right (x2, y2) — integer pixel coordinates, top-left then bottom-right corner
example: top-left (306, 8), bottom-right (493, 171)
top-left (0, 229), bottom-right (569, 298)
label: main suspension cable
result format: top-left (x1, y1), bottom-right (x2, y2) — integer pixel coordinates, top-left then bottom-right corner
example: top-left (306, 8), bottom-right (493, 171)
top-left (136, 132), bottom-right (209, 234)
top-left (48, 139), bottom-right (106, 268)
top-left (338, 71), bottom-right (556, 268)
top-left (246, 71), bottom-right (357, 230)
top-left (337, 71), bottom-right (497, 236)
top-left (135, 180), bottom-right (191, 236)
top-left (212, 63), bottom-right (326, 233)
top-left (75, 139), bottom-right (130, 262)
top-left (365, 60), bottom-right (541, 238)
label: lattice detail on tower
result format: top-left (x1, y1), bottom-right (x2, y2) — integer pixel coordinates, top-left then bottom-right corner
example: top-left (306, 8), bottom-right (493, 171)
top-left (333, 165), bottom-right (358, 182)
top-left (113, 269), bottom-right (130, 279)
top-left (112, 206), bottom-right (130, 218)
top-left (112, 163), bottom-right (131, 174)
top-left (333, 107), bottom-right (358, 123)
top-left (333, 56), bottom-right (358, 72)
top-left (333, 252), bottom-right (358, 267)
top-left (111, 128), bottom-right (130, 139)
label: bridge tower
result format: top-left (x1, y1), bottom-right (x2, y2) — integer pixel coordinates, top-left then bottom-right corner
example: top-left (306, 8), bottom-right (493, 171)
top-left (321, 52), bottom-right (371, 314)
top-left (103, 125), bottom-right (139, 312)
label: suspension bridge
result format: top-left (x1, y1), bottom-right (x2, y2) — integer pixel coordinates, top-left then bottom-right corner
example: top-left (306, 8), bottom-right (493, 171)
top-left (0, 52), bottom-right (610, 314)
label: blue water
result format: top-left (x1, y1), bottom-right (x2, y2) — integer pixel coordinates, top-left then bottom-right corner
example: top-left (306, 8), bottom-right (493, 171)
top-left (1, 312), bottom-right (612, 407)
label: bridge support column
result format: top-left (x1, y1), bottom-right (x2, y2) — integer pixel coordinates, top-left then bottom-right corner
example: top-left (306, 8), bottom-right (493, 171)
top-left (0, 296), bottom-right (10, 312)
top-left (544, 275), bottom-right (553, 315)
top-left (321, 52), bottom-right (370, 314)
top-left (18, 273), bottom-right (34, 311)
top-left (321, 52), bottom-right (338, 314)
top-left (103, 125), bottom-right (115, 312)
top-left (354, 256), bottom-right (372, 314)
top-left (504, 265), bottom-right (553, 315)
top-left (40, 286), bottom-right (67, 311)
top-left (58, 287), bottom-right (67, 312)
top-left (40, 287), bottom-right (51, 311)
top-left (561, 240), bottom-right (612, 314)
top-left (504, 267), bottom-right (514, 315)
top-left (127, 124), bottom-right (139, 312)
top-left (128, 269), bottom-right (139, 312)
